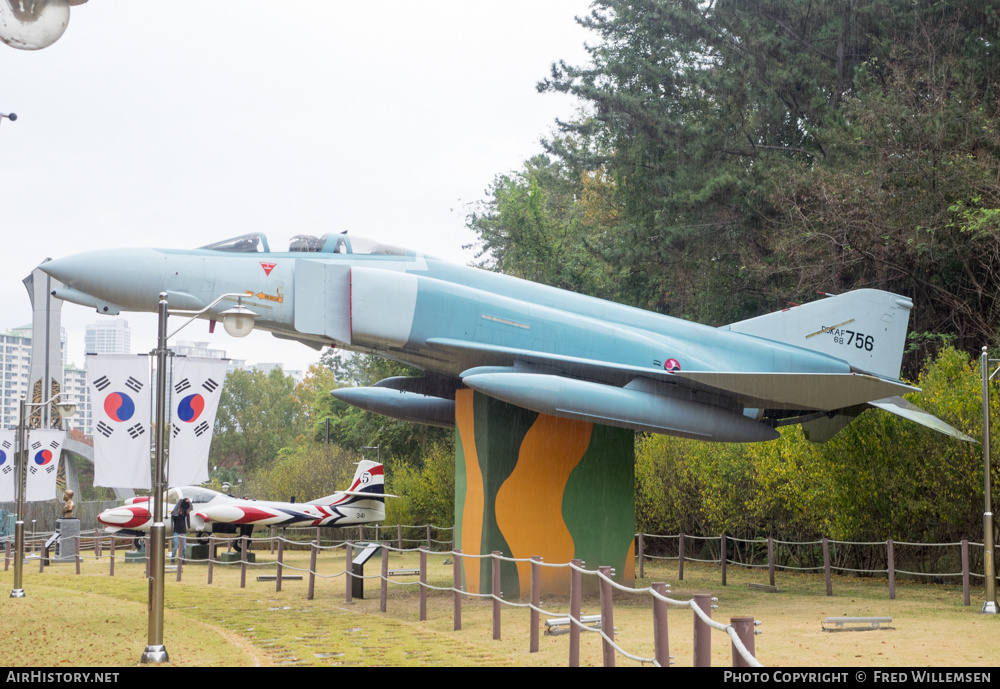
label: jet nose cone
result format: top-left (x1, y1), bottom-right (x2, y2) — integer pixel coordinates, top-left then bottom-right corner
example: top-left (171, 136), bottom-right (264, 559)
top-left (38, 254), bottom-right (91, 287)
top-left (38, 248), bottom-right (168, 312)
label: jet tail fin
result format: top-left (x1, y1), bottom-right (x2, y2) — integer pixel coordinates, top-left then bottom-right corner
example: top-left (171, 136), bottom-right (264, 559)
top-left (721, 289), bottom-right (913, 380)
top-left (724, 290), bottom-right (975, 443)
top-left (307, 460), bottom-right (393, 505)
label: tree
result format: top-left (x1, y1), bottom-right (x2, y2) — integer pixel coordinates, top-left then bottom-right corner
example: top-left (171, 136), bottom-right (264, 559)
top-left (244, 443), bottom-right (357, 503)
top-left (634, 348), bottom-right (992, 558)
top-left (466, 152), bottom-right (620, 301)
top-left (518, 0), bottom-right (1000, 370)
top-left (210, 368), bottom-right (307, 472)
top-left (311, 349), bottom-right (454, 467)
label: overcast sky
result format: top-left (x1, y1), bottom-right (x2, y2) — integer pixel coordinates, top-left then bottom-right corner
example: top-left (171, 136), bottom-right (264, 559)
top-left (0, 1), bottom-right (594, 373)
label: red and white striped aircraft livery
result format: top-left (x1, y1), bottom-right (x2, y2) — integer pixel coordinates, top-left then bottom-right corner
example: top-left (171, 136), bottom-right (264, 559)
top-left (97, 460), bottom-right (391, 537)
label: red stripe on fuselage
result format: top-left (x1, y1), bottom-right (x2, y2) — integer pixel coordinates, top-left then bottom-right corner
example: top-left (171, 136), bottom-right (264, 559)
top-left (232, 507), bottom-right (278, 525)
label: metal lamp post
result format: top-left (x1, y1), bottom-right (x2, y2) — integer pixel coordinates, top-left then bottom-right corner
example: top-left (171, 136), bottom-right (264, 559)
top-left (981, 347), bottom-right (998, 614)
top-left (9, 393), bottom-right (76, 599)
top-left (141, 291), bottom-right (256, 664)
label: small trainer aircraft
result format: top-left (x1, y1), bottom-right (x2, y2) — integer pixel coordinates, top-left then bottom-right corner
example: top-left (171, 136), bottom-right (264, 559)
top-left (97, 460), bottom-right (391, 546)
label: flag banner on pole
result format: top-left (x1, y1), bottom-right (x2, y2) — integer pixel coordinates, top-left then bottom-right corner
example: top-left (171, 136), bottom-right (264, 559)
top-left (88, 354), bottom-right (151, 490)
top-left (169, 357), bottom-right (228, 487)
top-left (0, 429), bottom-right (16, 502)
top-left (26, 429), bottom-right (64, 502)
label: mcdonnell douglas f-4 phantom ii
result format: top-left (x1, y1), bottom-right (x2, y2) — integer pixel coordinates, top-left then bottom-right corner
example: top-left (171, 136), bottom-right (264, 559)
top-left (38, 231), bottom-right (972, 443)
top-left (97, 460), bottom-right (391, 544)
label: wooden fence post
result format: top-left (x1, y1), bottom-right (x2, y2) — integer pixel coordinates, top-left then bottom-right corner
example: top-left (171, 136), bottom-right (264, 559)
top-left (887, 539), bottom-right (895, 600)
top-left (767, 537), bottom-right (775, 587)
top-left (307, 541), bottom-right (317, 600)
top-left (345, 541), bottom-right (353, 604)
top-left (599, 565), bottom-right (615, 667)
top-left (176, 534), bottom-right (184, 581)
top-left (453, 549), bottom-right (462, 631)
top-left (530, 556), bottom-right (541, 653)
top-left (420, 546), bottom-right (428, 622)
top-left (397, 524), bottom-right (403, 550)
top-left (569, 558), bottom-right (583, 667)
top-left (693, 593), bottom-right (712, 668)
top-left (109, 535), bottom-right (115, 577)
top-left (207, 536), bottom-right (214, 585)
top-left (491, 551), bottom-right (501, 639)
top-left (276, 536), bottom-right (284, 593)
top-left (678, 534), bottom-right (685, 581)
top-left (638, 533), bottom-right (645, 580)
top-left (426, 525), bottom-right (432, 550)
top-left (721, 533), bottom-right (727, 586)
top-left (962, 539), bottom-right (970, 606)
top-left (731, 616), bottom-right (756, 667)
top-left (380, 543), bottom-right (389, 613)
top-left (823, 537), bottom-right (832, 596)
top-left (240, 535), bottom-right (248, 588)
top-left (652, 582), bottom-right (670, 667)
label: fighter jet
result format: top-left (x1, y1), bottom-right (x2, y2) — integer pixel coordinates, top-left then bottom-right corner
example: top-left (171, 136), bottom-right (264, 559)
top-left (97, 460), bottom-right (391, 545)
top-left (38, 231), bottom-right (972, 443)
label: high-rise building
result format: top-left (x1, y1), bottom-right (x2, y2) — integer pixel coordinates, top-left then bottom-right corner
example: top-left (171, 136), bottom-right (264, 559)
top-left (61, 364), bottom-right (91, 435)
top-left (0, 325), bottom-right (68, 429)
top-left (84, 319), bottom-right (131, 355)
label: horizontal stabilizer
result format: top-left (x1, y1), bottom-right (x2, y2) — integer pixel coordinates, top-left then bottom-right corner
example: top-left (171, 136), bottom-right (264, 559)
top-left (673, 371), bottom-right (917, 411)
top-left (334, 490), bottom-right (398, 499)
top-left (868, 396), bottom-right (976, 443)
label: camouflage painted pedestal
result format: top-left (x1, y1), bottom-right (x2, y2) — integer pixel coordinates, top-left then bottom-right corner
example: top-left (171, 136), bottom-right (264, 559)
top-left (454, 389), bottom-right (635, 597)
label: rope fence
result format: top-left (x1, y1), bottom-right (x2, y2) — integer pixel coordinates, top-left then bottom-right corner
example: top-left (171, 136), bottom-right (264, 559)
top-left (7, 524), bottom-right (999, 664)
top-left (635, 532), bottom-right (994, 605)
top-left (3, 527), bottom-right (761, 668)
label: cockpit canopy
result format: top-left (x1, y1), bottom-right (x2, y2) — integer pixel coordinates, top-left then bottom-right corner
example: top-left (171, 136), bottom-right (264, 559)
top-left (199, 232), bottom-right (411, 257)
top-left (164, 486), bottom-right (225, 506)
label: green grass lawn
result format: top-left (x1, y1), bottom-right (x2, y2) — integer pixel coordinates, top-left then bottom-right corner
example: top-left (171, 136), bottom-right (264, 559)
top-left (1, 545), bottom-right (996, 667)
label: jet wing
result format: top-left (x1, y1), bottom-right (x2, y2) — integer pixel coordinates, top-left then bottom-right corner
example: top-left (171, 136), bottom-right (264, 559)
top-left (671, 371), bottom-right (918, 410)
top-left (428, 337), bottom-right (685, 388)
top-left (428, 337), bottom-right (916, 410)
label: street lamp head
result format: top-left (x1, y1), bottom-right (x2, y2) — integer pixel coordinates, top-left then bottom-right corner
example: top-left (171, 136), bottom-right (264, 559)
top-left (0, 0), bottom-right (70, 50)
top-left (56, 403), bottom-right (77, 419)
top-left (220, 301), bottom-right (256, 338)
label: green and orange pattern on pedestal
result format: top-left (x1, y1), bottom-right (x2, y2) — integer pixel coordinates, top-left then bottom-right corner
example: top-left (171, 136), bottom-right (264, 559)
top-left (454, 389), bottom-right (635, 597)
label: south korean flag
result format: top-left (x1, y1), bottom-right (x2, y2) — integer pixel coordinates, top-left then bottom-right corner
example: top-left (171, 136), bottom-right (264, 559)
top-left (0, 429), bottom-right (15, 502)
top-left (26, 429), bottom-right (65, 502)
top-left (169, 357), bottom-right (229, 486)
top-left (88, 354), bottom-right (151, 490)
